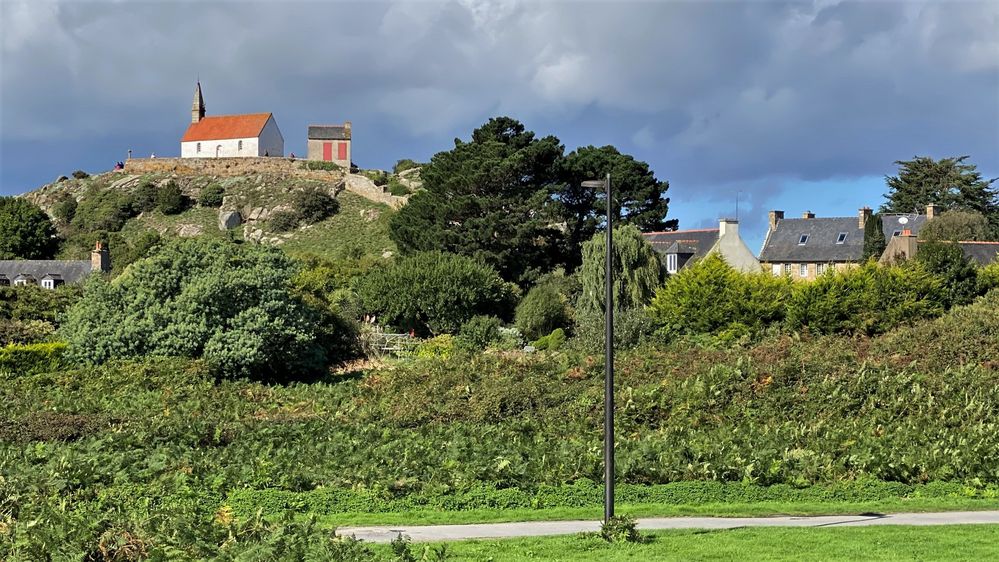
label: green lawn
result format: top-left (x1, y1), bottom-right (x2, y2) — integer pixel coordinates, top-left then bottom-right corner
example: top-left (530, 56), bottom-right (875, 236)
top-left (370, 525), bottom-right (999, 561)
top-left (316, 497), bottom-right (999, 527)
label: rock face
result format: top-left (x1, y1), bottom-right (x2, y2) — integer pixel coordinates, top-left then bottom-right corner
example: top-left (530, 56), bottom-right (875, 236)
top-left (177, 224), bottom-right (204, 237)
top-left (219, 210), bottom-right (242, 231)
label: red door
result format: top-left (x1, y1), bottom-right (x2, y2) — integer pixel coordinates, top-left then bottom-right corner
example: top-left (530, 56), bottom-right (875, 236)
top-left (322, 142), bottom-right (332, 161)
top-left (337, 142), bottom-right (347, 161)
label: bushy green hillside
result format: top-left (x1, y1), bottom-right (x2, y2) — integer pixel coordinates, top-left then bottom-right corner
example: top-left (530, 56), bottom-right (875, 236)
top-left (3, 290), bottom-right (999, 557)
top-left (23, 170), bottom-right (397, 269)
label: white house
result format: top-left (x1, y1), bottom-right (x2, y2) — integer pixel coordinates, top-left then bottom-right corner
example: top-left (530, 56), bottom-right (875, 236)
top-left (180, 82), bottom-right (284, 158)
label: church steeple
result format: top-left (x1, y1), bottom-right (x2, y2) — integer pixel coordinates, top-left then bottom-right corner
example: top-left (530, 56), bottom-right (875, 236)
top-left (192, 81), bottom-right (206, 123)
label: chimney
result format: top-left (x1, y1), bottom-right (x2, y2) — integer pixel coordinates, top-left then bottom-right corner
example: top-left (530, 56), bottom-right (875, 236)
top-left (91, 241), bottom-right (111, 273)
top-left (719, 218), bottom-right (738, 238)
top-left (859, 206), bottom-right (872, 230)
top-left (768, 210), bottom-right (784, 231)
top-left (344, 121), bottom-right (352, 140)
top-left (802, 211), bottom-right (815, 219)
top-left (926, 203), bottom-right (940, 219)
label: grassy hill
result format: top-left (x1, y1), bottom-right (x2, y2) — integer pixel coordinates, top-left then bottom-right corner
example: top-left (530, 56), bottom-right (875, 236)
top-left (23, 167), bottom-right (398, 269)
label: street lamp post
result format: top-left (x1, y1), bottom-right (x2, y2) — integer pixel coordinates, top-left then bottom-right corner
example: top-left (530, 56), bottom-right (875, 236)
top-left (582, 173), bottom-right (614, 523)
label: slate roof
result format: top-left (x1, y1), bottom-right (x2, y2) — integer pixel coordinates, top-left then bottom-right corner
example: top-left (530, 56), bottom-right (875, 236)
top-left (181, 113), bottom-right (273, 142)
top-left (643, 229), bottom-right (719, 261)
top-left (881, 213), bottom-right (928, 240)
top-left (0, 260), bottom-right (93, 285)
top-left (759, 217), bottom-right (863, 262)
top-left (308, 125), bottom-right (350, 140)
top-left (955, 242), bottom-right (999, 266)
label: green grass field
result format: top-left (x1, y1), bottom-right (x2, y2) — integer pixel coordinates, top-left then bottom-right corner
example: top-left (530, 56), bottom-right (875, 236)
top-left (369, 525), bottom-right (999, 561)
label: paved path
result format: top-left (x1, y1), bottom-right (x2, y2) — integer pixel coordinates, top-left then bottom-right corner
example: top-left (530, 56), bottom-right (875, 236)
top-left (338, 511), bottom-right (999, 543)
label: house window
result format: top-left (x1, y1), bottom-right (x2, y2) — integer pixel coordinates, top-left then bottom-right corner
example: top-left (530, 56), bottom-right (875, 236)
top-left (14, 279), bottom-right (28, 287)
top-left (772, 264), bottom-right (781, 276)
top-left (666, 253), bottom-right (678, 274)
top-left (798, 234), bottom-right (809, 245)
top-left (784, 264), bottom-right (792, 275)
top-left (892, 230), bottom-right (901, 237)
top-left (42, 279), bottom-right (54, 289)
top-left (816, 263), bottom-right (827, 276)
top-left (238, 140), bottom-right (243, 151)
top-left (196, 143), bottom-right (201, 153)
top-left (799, 264), bottom-right (808, 277)
top-left (836, 232), bottom-right (848, 244)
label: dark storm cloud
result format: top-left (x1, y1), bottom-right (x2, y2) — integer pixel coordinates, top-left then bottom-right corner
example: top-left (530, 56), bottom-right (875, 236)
top-left (1, 0), bottom-right (997, 199)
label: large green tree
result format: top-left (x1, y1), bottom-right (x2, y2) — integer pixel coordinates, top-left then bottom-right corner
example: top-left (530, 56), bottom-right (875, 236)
top-left (557, 145), bottom-right (676, 268)
top-left (576, 224), bottom-right (665, 313)
top-left (0, 197), bottom-right (58, 259)
top-left (881, 156), bottom-right (998, 231)
top-left (389, 117), bottom-right (565, 285)
top-left (61, 239), bottom-right (334, 380)
top-left (918, 210), bottom-right (991, 242)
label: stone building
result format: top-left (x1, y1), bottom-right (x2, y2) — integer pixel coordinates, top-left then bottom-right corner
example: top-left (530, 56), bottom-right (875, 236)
top-left (180, 82), bottom-right (284, 158)
top-left (759, 205), bottom-right (938, 280)
top-left (307, 122), bottom-right (351, 168)
top-left (643, 218), bottom-right (761, 274)
top-left (0, 242), bottom-right (111, 289)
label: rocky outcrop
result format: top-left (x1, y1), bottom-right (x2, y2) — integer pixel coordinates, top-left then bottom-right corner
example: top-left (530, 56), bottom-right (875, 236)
top-left (344, 173), bottom-right (408, 209)
top-left (218, 210), bottom-right (242, 231)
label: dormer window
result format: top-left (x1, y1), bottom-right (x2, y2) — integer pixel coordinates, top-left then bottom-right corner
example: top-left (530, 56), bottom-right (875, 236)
top-left (836, 232), bottom-right (848, 244)
top-left (666, 253), bottom-right (678, 274)
top-left (798, 234), bottom-right (809, 245)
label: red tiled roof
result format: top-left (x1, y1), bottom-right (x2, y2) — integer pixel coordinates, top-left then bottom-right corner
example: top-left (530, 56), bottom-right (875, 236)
top-left (181, 113), bottom-right (272, 142)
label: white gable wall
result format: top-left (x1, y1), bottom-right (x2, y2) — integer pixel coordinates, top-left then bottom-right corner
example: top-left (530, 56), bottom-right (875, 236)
top-left (181, 137), bottom-right (260, 158)
top-left (257, 116), bottom-right (284, 157)
top-left (711, 220), bottom-right (761, 273)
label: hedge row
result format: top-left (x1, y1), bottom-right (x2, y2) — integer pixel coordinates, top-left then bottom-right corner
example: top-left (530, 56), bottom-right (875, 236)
top-left (227, 480), bottom-right (999, 517)
top-left (0, 342), bottom-right (67, 375)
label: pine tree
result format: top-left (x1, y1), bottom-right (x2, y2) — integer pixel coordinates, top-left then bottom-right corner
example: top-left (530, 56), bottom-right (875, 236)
top-left (881, 156), bottom-right (999, 232)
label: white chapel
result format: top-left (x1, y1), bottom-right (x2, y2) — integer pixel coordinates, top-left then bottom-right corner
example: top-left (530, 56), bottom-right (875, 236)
top-left (180, 82), bottom-right (284, 158)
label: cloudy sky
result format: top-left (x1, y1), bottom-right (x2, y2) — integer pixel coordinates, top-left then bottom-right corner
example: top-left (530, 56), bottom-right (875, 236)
top-left (2, 0), bottom-right (997, 250)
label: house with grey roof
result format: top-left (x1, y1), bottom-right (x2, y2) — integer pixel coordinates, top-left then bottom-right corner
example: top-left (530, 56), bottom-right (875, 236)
top-left (307, 122), bottom-right (352, 168)
top-left (643, 218), bottom-right (760, 274)
top-left (881, 233), bottom-right (999, 267)
top-left (0, 242), bottom-right (110, 289)
top-left (760, 204), bottom-right (942, 280)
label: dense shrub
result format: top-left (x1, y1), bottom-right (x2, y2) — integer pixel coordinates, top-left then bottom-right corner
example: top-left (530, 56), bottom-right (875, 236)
top-left (387, 178), bottom-right (410, 196)
top-left (0, 284), bottom-right (81, 325)
top-left (133, 181), bottom-right (159, 213)
top-left (648, 254), bottom-right (792, 337)
top-left (356, 251), bottom-right (516, 335)
top-left (155, 181), bottom-right (187, 214)
top-left (293, 188), bottom-right (340, 224)
top-left (915, 241), bottom-right (981, 306)
top-left (531, 327), bottom-right (566, 351)
top-left (786, 261), bottom-right (946, 335)
top-left (71, 170), bottom-right (90, 179)
top-left (414, 334), bottom-right (456, 359)
top-left (198, 183), bottom-right (226, 208)
top-left (456, 315), bottom-right (502, 351)
top-left (51, 195), bottom-right (78, 225)
top-left (515, 279), bottom-right (572, 340)
top-left (301, 161), bottom-right (341, 171)
top-left (0, 342), bottom-right (67, 375)
top-left (0, 319), bottom-right (56, 345)
top-left (569, 307), bottom-right (656, 352)
top-left (59, 239), bottom-right (335, 379)
top-left (269, 210), bottom-right (300, 232)
top-left (0, 197), bottom-right (58, 259)
top-left (70, 187), bottom-right (137, 232)
top-left (393, 159), bottom-right (421, 174)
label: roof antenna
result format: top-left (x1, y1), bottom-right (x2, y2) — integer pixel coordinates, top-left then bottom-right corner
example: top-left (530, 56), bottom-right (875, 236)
top-left (736, 190), bottom-right (741, 221)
